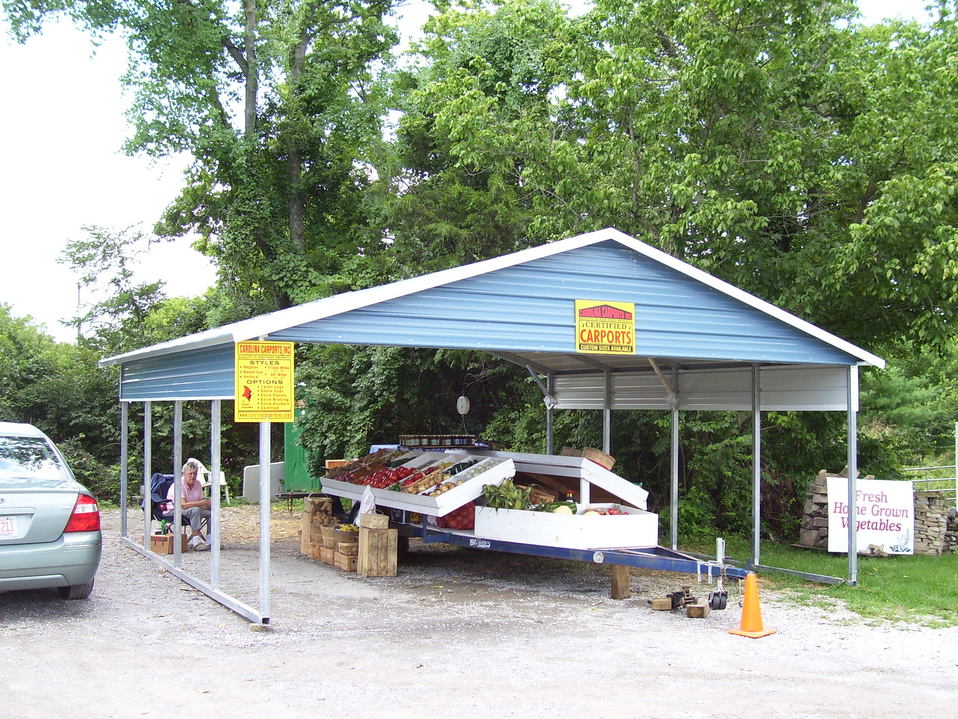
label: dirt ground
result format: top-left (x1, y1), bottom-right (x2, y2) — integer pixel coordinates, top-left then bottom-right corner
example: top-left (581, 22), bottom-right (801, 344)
top-left (1, 505), bottom-right (956, 718)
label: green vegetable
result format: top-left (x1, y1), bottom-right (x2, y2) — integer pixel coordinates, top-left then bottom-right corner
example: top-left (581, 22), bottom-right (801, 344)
top-left (534, 500), bottom-right (577, 514)
top-left (482, 480), bottom-right (532, 510)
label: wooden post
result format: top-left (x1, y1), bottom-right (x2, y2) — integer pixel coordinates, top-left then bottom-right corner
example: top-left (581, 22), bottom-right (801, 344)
top-left (358, 527), bottom-right (398, 577)
top-left (300, 509), bottom-right (313, 555)
top-left (610, 565), bottom-right (631, 599)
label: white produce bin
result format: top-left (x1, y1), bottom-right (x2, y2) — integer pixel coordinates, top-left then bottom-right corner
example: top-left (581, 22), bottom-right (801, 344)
top-left (321, 454), bottom-right (515, 517)
top-left (473, 503), bottom-right (659, 549)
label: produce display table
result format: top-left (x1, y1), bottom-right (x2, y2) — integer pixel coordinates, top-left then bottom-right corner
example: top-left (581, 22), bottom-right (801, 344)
top-left (321, 450), bottom-right (515, 517)
top-left (319, 448), bottom-right (749, 590)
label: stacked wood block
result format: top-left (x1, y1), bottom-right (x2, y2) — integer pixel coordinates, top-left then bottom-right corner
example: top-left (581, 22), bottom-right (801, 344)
top-left (319, 524), bottom-right (335, 565)
top-left (358, 513), bottom-right (398, 577)
top-left (300, 497), bottom-right (335, 561)
top-left (333, 528), bottom-right (359, 572)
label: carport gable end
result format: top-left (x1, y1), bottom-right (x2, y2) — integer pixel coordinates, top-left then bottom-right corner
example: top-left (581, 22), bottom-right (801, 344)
top-left (99, 227), bottom-right (883, 402)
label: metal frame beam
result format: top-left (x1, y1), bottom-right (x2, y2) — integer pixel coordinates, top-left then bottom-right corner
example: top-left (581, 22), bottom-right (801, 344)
top-left (493, 351), bottom-right (553, 376)
top-left (670, 364), bottom-right (680, 550)
top-left (120, 397), bottom-right (270, 625)
top-left (751, 364), bottom-right (762, 566)
top-left (847, 365), bottom-right (859, 584)
top-left (141, 401), bottom-right (151, 551)
top-left (119, 403), bottom-right (128, 537)
top-left (407, 524), bottom-right (750, 579)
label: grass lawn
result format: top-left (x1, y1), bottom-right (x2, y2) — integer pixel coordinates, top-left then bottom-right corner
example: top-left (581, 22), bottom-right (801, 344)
top-left (685, 535), bottom-right (958, 627)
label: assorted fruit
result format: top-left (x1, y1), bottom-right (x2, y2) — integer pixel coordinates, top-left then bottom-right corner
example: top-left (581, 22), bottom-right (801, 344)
top-left (582, 506), bottom-right (631, 516)
top-left (426, 479), bottom-right (465, 497)
top-left (436, 502), bottom-right (476, 530)
top-left (334, 453), bottom-right (509, 499)
top-left (324, 447), bottom-right (634, 532)
top-left (357, 465), bottom-right (418, 488)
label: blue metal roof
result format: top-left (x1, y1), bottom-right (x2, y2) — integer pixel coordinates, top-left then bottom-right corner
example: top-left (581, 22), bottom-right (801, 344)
top-left (271, 242), bottom-right (856, 363)
top-left (102, 229), bottom-right (883, 402)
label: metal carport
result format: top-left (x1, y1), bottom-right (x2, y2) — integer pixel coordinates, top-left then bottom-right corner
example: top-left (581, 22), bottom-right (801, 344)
top-left (100, 227), bottom-right (884, 623)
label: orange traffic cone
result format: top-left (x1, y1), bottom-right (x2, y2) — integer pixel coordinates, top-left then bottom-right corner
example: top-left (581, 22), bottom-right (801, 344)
top-left (729, 572), bottom-right (775, 638)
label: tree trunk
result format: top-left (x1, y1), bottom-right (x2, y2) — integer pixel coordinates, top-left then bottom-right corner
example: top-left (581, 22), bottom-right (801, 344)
top-left (244, 0), bottom-right (258, 139)
top-left (287, 37), bottom-right (309, 252)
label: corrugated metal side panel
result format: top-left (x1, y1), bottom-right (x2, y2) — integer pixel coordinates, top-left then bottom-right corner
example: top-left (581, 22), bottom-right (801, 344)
top-left (554, 365), bottom-right (849, 411)
top-left (270, 243), bottom-right (859, 365)
top-left (120, 344), bottom-right (235, 401)
top-left (759, 365), bottom-right (850, 411)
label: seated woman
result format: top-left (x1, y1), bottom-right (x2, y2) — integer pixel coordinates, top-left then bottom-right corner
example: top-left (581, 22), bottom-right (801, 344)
top-left (166, 458), bottom-right (212, 551)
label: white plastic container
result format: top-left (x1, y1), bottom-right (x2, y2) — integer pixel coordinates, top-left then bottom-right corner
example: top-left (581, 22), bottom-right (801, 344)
top-left (473, 503), bottom-right (658, 549)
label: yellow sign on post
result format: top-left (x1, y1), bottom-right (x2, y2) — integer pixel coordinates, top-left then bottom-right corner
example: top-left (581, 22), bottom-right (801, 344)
top-left (574, 300), bottom-right (636, 355)
top-left (234, 341), bottom-right (295, 423)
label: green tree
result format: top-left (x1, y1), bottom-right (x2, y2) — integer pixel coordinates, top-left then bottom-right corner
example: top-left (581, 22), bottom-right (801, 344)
top-left (0, 305), bottom-right (121, 498)
top-left (388, 0), bottom-right (958, 354)
top-left (5, 0), bottom-right (398, 310)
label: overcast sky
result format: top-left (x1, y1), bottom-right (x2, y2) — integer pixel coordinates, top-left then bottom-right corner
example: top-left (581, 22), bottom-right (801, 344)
top-left (0, 0), bottom-right (932, 343)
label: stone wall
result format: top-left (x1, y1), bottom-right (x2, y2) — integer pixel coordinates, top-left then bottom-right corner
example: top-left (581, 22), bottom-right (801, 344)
top-left (798, 470), bottom-right (832, 550)
top-left (914, 491), bottom-right (949, 555)
top-left (797, 470), bottom-right (957, 555)
top-left (946, 506), bottom-right (958, 553)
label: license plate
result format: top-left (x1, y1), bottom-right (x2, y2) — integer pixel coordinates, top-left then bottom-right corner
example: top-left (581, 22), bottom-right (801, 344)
top-left (0, 515), bottom-right (15, 537)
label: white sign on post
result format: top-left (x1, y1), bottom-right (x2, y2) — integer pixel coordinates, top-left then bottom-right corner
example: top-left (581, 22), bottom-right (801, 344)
top-left (826, 478), bottom-right (914, 554)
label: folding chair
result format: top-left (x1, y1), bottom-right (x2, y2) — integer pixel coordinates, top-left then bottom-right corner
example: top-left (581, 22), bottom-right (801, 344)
top-left (200, 469), bottom-right (230, 504)
top-left (143, 472), bottom-right (210, 537)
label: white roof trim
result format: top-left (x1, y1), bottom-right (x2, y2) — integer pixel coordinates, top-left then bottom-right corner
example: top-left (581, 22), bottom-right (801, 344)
top-left (99, 228), bottom-right (884, 369)
top-left (601, 229), bottom-right (886, 369)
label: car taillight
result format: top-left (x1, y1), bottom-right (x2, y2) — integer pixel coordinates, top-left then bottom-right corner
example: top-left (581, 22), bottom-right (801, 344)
top-left (64, 493), bottom-right (100, 533)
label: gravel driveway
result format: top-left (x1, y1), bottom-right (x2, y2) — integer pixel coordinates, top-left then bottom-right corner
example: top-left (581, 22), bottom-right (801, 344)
top-left (2, 506), bottom-right (956, 718)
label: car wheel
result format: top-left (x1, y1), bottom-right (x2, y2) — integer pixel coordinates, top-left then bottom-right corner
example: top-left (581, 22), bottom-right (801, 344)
top-left (57, 580), bottom-right (95, 600)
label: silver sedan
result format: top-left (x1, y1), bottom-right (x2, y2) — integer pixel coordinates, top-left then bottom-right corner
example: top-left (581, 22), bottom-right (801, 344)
top-left (0, 422), bottom-right (102, 599)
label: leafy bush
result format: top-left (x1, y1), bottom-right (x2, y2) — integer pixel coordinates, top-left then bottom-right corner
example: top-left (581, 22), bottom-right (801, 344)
top-left (57, 438), bottom-right (121, 503)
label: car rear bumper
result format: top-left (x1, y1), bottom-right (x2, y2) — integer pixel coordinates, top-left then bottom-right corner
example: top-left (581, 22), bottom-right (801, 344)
top-left (0, 530), bottom-right (102, 592)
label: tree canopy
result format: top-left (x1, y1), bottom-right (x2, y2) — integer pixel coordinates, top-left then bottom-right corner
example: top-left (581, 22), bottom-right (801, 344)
top-left (4, 0), bottom-right (958, 536)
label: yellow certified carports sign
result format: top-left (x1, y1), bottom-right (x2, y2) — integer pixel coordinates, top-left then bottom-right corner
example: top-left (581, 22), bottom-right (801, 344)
top-left (234, 341), bottom-right (295, 423)
top-left (575, 300), bottom-right (636, 355)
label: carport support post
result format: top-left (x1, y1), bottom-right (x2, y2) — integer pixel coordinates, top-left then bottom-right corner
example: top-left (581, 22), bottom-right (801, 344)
top-left (258, 421), bottom-right (271, 623)
top-left (751, 364), bottom-right (762, 566)
top-left (210, 399), bottom-right (222, 589)
top-left (142, 401), bottom-right (151, 550)
top-left (120, 402), bottom-right (128, 538)
top-left (669, 365), bottom-right (679, 551)
top-left (545, 374), bottom-right (554, 455)
top-left (172, 400), bottom-right (183, 565)
top-left (602, 370), bottom-right (612, 454)
top-left (847, 365), bottom-right (859, 584)
top-left (670, 405), bottom-right (679, 551)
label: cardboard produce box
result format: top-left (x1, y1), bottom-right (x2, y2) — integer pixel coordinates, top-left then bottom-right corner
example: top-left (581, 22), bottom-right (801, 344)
top-left (150, 533), bottom-right (188, 554)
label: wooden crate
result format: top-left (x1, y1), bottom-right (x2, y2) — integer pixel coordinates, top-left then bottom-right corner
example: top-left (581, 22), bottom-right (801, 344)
top-left (334, 528), bottom-right (360, 543)
top-left (333, 551), bottom-right (357, 572)
top-left (319, 546), bottom-right (334, 564)
top-left (358, 527), bottom-right (398, 577)
top-left (336, 541), bottom-right (359, 556)
top-left (359, 512), bottom-right (389, 529)
top-left (305, 542), bottom-right (324, 562)
top-left (304, 496), bottom-right (333, 515)
top-left (319, 525), bottom-right (337, 549)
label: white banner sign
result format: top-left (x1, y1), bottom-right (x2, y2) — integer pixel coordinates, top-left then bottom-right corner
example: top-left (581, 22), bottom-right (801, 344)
top-left (826, 478), bottom-right (914, 554)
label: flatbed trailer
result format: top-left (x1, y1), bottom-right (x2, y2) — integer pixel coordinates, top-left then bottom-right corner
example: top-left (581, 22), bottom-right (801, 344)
top-left (396, 516), bottom-right (750, 584)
